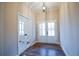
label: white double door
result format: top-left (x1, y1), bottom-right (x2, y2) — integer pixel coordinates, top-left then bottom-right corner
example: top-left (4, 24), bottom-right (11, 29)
top-left (18, 14), bottom-right (32, 55)
top-left (38, 20), bottom-right (57, 44)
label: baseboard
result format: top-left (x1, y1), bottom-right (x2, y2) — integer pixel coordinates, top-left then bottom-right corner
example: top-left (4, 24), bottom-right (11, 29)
top-left (60, 44), bottom-right (69, 56)
top-left (36, 41), bottom-right (60, 45)
top-left (30, 40), bottom-right (36, 46)
top-left (17, 41), bottom-right (36, 56)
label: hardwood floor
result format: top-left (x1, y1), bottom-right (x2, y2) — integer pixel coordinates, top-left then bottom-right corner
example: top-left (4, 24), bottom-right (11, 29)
top-left (20, 43), bottom-right (65, 56)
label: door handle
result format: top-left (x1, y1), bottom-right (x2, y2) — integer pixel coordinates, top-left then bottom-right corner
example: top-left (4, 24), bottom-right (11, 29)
top-left (27, 42), bottom-right (30, 44)
top-left (19, 41), bottom-right (22, 42)
top-left (19, 41), bottom-right (24, 43)
top-left (24, 34), bottom-right (27, 36)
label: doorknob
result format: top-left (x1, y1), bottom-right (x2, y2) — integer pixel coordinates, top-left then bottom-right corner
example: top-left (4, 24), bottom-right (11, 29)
top-left (24, 34), bottom-right (27, 36)
top-left (19, 41), bottom-right (22, 42)
top-left (19, 41), bottom-right (24, 43)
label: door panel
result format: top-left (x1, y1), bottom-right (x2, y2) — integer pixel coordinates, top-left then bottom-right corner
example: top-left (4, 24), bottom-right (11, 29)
top-left (47, 21), bottom-right (56, 43)
top-left (24, 18), bottom-right (33, 42)
top-left (18, 14), bottom-right (26, 54)
top-left (38, 22), bottom-right (47, 43)
top-left (18, 14), bottom-right (33, 55)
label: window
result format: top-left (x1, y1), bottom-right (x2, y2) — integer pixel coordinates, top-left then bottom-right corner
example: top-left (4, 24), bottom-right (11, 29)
top-left (39, 23), bottom-right (45, 36)
top-left (19, 21), bottom-right (24, 35)
top-left (39, 22), bottom-right (55, 36)
top-left (48, 22), bottom-right (55, 36)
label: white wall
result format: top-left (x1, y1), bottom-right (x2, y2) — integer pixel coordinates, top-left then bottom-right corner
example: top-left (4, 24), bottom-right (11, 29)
top-left (60, 2), bottom-right (79, 56)
top-left (4, 3), bottom-right (18, 56)
top-left (0, 3), bottom-right (4, 56)
top-left (0, 3), bottom-right (36, 56)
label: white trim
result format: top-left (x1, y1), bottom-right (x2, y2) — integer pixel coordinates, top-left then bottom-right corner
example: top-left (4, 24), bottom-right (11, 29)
top-left (17, 12), bottom-right (33, 20)
top-left (60, 44), bottom-right (69, 56)
top-left (36, 40), bottom-right (60, 45)
top-left (17, 41), bottom-right (36, 56)
top-left (30, 40), bottom-right (36, 46)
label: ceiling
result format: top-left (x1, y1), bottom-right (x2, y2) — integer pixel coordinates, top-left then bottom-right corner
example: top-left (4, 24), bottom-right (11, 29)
top-left (28, 2), bottom-right (61, 13)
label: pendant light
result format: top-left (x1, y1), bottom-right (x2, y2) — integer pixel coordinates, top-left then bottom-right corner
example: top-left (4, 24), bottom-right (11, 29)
top-left (42, 2), bottom-right (46, 12)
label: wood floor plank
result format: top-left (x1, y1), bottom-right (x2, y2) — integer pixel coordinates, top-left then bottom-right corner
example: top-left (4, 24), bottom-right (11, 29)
top-left (20, 43), bottom-right (65, 56)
